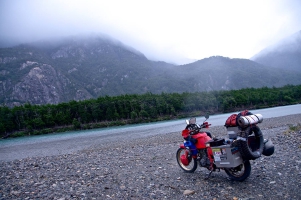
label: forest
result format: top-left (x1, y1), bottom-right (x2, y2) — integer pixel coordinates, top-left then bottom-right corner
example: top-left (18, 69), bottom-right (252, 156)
top-left (1, 84), bottom-right (301, 138)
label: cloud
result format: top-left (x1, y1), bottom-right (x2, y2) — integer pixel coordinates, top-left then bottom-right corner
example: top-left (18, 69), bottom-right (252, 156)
top-left (1, 0), bottom-right (301, 64)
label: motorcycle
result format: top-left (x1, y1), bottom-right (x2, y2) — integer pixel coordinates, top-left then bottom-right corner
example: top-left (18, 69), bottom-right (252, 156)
top-left (176, 112), bottom-right (274, 181)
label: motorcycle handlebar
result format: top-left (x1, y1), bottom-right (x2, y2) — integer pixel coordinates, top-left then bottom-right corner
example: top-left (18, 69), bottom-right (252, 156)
top-left (186, 122), bottom-right (211, 133)
top-left (195, 123), bottom-right (211, 129)
top-left (201, 122), bottom-right (211, 128)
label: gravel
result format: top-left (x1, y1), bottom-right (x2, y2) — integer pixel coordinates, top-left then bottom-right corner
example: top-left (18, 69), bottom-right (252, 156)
top-left (0, 114), bottom-right (300, 200)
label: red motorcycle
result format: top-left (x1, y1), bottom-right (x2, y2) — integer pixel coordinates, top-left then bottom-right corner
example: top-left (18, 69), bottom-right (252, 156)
top-left (176, 112), bottom-right (274, 181)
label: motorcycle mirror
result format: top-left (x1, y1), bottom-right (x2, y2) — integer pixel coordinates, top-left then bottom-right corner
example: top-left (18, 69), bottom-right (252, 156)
top-left (205, 113), bottom-right (209, 119)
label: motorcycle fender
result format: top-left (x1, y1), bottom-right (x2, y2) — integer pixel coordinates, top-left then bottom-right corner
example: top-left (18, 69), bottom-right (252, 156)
top-left (180, 144), bottom-right (185, 149)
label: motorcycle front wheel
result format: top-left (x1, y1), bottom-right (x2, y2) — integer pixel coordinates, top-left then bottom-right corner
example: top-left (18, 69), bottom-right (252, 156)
top-left (176, 148), bottom-right (197, 173)
top-left (224, 160), bottom-right (251, 181)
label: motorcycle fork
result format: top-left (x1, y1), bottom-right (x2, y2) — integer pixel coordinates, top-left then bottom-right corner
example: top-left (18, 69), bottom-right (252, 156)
top-left (184, 148), bottom-right (197, 162)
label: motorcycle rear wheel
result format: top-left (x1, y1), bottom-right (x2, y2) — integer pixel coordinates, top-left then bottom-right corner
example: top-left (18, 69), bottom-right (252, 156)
top-left (176, 148), bottom-right (197, 173)
top-left (224, 160), bottom-right (251, 181)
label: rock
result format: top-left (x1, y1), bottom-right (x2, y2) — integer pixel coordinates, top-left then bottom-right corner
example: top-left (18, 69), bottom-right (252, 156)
top-left (183, 190), bottom-right (195, 195)
top-left (10, 190), bottom-right (21, 195)
top-left (270, 181), bottom-right (276, 184)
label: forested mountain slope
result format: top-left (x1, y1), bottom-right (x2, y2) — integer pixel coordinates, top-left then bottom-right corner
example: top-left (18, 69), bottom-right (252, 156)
top-left (1, 35), bottom-right (301, 107)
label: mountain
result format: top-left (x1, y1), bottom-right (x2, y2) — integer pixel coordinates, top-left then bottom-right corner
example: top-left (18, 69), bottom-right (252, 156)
top-left (1, 35), bottom-right (301, 107)
top-left (176, 56), bottom-right (301, 91)
top-left (251, 30), bottom-right (301, 72)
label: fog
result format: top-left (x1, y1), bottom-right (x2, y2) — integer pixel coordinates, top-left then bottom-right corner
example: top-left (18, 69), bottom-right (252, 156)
top-left (1, 0), bottom-right (301, 64)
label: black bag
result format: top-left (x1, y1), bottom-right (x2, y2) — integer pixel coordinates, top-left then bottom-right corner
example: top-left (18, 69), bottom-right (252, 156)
top-left (207, 138), bottom-right (225, 147)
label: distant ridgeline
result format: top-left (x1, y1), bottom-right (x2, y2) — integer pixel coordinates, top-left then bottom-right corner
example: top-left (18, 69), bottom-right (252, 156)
top-left (1, 34), bottom-right (301, 107)
top-left (1, 84), bottom-right (301, 138)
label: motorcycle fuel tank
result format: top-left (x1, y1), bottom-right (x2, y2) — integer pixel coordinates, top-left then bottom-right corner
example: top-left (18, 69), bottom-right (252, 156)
top-left (192, 133), bottom-right (212, 149)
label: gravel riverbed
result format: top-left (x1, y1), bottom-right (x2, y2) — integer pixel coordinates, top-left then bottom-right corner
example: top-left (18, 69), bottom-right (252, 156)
top-left (1, 114), bottom-right (301, 200)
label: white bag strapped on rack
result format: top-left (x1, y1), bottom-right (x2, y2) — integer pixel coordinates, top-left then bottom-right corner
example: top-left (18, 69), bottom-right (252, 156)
top-left (237, 114), bottom-right (263, 127)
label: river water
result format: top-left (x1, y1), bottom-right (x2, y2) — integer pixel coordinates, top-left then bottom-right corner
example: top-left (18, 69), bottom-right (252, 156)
top-left (0, 104), bottom-right (300, 161)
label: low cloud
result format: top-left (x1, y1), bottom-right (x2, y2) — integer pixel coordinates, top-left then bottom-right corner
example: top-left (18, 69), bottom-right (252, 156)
top-left (1, 0), bottom-right (301, 64)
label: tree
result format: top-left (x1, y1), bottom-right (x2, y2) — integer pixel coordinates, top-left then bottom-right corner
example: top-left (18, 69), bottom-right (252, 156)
top-left (32, 117), bottom-right (45, 129)
top-left (222, 96), bottom-right (237, 111)
top-left (0, 123), bottom-right (5, 135)
top-left (139, 110), bottom-right (149, 119)
top-left (130, 111), bottom-right (138, 119)
top-left (72, 118), bottom-right (81, 129)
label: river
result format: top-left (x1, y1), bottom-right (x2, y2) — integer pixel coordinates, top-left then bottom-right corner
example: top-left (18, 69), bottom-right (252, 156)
top-left (0, 104), bottom-right (300, 161)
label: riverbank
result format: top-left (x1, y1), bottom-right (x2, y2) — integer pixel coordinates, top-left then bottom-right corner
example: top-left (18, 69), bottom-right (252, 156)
top-left (0, 114), bottom-right (300, 199)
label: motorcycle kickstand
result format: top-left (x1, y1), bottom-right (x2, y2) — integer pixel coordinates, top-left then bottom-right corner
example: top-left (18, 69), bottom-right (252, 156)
top-left (204, 170), bottom-right (213, 180)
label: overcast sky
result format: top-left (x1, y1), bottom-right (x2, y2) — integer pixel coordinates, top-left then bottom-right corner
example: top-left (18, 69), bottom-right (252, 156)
top-left (1, 0), bottom-right (301, 64)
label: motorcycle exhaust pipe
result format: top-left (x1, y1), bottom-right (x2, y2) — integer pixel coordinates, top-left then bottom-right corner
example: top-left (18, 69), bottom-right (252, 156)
top-left (237, 114), bottom-right (263, 127)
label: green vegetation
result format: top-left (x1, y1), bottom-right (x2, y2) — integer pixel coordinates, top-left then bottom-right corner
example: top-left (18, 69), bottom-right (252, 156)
top-left (288, 123), bottom-right (301, 132)
top-left (1, 84), bottom-right (301, 138)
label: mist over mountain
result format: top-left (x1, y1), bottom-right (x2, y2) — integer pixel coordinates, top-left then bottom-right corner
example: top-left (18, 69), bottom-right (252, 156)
top-left (251, 30), bottom-right (301, 72)
top-left (1, 34), bottom-right (301, 107)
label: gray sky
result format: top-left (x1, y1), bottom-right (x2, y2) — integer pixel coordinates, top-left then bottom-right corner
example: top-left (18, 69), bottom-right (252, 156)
top-left (1, 0), bottom-right (301, 64)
